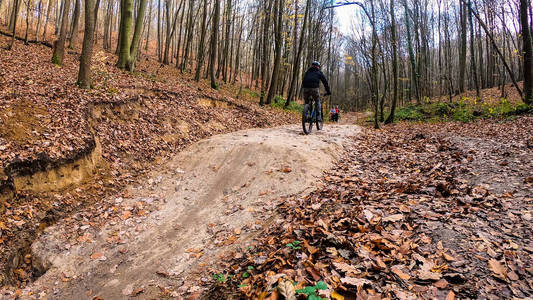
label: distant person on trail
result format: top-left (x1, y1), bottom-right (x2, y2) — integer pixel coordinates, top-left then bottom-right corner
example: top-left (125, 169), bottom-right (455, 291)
top-left (330, 105), bottom-right (339, 122)
top-left (302, 61), bottom-right (331, 121)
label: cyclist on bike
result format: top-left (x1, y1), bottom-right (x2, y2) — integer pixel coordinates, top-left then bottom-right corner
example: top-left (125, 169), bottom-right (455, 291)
top-left (302, 61), bottom-right (331, 121)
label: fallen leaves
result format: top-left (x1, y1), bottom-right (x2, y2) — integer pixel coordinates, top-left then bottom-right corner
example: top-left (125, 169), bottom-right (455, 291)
top-left (206, 117), bottom-right (533, 300)
top-left (277, 281), bottom-right (296, 300)
top-left (488, 259), bottom-right (507, 280)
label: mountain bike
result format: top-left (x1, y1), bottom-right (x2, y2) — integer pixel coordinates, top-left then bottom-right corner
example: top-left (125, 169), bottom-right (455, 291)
top-left (302, 96), bottom-right (325, 135)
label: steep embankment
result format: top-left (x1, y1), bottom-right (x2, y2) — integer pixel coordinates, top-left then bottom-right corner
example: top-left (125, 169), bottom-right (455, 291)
top-left (0, 36), bottom-right (297, 287)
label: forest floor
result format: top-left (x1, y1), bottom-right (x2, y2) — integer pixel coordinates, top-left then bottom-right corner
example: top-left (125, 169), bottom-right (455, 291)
top-left (204, 116), bottom-right (533, 300)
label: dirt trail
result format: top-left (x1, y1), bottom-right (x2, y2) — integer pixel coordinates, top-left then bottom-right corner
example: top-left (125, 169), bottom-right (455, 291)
top-left (14, 124), bottom-right (360, 299)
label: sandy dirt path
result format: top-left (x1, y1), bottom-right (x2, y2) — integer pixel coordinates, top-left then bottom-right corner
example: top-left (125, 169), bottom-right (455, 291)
top-left (14, 124), bottom-right (360, 299)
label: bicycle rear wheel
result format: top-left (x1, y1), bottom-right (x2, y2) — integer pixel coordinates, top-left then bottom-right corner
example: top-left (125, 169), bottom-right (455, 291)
top-left (316, 104), bottom-right (324, 131)
top-left (302, 104), bottom-right (313, 135)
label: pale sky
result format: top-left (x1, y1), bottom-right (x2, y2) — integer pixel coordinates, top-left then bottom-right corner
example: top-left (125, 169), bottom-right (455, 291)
top-left (334, 4), bottom-right (358, 34)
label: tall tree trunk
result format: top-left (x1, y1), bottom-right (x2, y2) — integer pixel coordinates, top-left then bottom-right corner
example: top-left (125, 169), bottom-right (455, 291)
top-left (194, 0), bottom-right (208, 81)
top-left (458, 1), bottom-right (467, 94)
top-left (180, 0), bottom-right (195, 73)
top-left (117, 0), bottom-right (133, 69)
top-left (24, 0), bottom-right (31, 44)
top-left (55, 0), bottom-right (63, 35)
top-left (52, 0), bottom-right (71, 65)
top-left (9, 0), bottom-right (21, 31)
top-left (209, 0), bottom-right (220, 89)
top-left (385, 0), bottom-right (398, 124)
top-left (7, 0), bottom-right (20, 50)
top-left (266, 0), bottom-right (284, 105)
top-left (222, 0), bottom-right (232, 82)
top-left (461, 0), bottom-right (522, 97)
top-left (144, 0), bottom-right (152, 51)
top-left (403, 0), bottom-right (420, 104)
top-left (521, 0), bottom-right (533, 104)
top-left (232, 15), bottom-right (244, 84)
top-left (157, 0), bottom-right (161, 60)
top-left (103, 0), bottom-right (112, 50)
top-left (68, 0), bottom-right (80, 48)
top-left (35, 0), bottom-right (44, 41)
top-left (468, 0), bottom-right (480, 98)
top-left (77, 0), bottom-right (97, 88)
top-left (42, 0), bottom-right (53, 41)
top-left (259, 0), bottom-right (273, 106)
top-left (370, 0), bottom-right (379, 129)
top-left (128, 0), bottom-right (147, 71)
top-left (286, 0), bottom-right (311, 108)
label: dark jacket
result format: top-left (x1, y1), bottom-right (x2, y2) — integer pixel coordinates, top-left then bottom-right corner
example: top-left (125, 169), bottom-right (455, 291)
top-left (302, 67), bottom-right (331, 94)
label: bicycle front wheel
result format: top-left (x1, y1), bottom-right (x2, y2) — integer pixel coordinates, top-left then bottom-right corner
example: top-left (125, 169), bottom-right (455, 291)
top-left (302, 104), bottom-right (313, 135)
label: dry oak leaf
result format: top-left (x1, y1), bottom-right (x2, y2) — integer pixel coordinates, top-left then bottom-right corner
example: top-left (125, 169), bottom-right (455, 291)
top-left (445, 290), bottom-right (455, 300)
top-left (340, 277), bottom-right (371, 287)
top-left (333, 261), bottom-right (361, 275)
top-left (488, 259), bottom-right (507, 279)
top-left (382, 214), bottom-right (403, 222)
top-left (391, 265), bottom-right (411, 281)
top-left (434, 279), bottom-right (448, 289)
top-left (277, 281), bottom-right (296, 300)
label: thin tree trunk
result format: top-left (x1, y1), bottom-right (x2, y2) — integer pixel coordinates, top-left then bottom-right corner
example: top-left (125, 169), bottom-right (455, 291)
top-left (35, 0), bottom-right (44, 41)
top-left (468, 0), bottom-right (480, 98)
top-left (52, 0), bottom-right (71, 65)
top-left (521, 0), bottom-right (533, 104)
top-left (129, 0), bottom-right (147, 71)
top-left (404, 0), bottom-right (420, 104)
top-left (461, 0), bottom-right (522, 97)
top-left (286, 0), bottom-right (311, 107)
top-left (180, 0), bottom-right (195, 73)
top-left (144, 0), bottom-right (152, 51)
top-left (24, 0), bottom-right (31, 44)
top-left (8, 0), bottom-right (20, 49)
top-left (385, 0), bottom-right (398, 124)
top-left (259, 0), bottom-right (273, 106)
top-left (209, 0), bottom-right (220, 89)
top-left (194, 0), bottom-right (208, 81)
top-left (42, 0), bottom-right (52, 41)
top-left (266, 0), bottom-right (284, 105)
top-left (458, 1), bottom-right (467, 94)
top-left (68, 0), bottom-right (80, 48)
top-left (77, 0), bottom-right (97, 88)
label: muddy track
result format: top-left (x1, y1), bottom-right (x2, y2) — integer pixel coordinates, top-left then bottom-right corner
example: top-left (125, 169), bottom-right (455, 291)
top-left (10, 124), bottom-right (360, 299)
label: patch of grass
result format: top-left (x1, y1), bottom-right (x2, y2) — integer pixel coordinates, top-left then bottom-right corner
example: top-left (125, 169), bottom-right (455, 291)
top-left (242, 88), bottom-right (260, 99)
top-left (395, 104), bottom-right (425, 121)
top-left (270, 96), bottom-right (304, 113)
top-left (395, 99), bottom-right (531, 123)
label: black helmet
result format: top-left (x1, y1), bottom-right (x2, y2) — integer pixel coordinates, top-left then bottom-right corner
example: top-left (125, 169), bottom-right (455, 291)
top-left (311, 61), bottom-right (321, 67)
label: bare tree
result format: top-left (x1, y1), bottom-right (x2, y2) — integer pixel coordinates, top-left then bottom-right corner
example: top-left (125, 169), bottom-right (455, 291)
top-left (77, 0), bottom-right (98, 88)
top-left (51, 0), bottom-right (71, 65)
